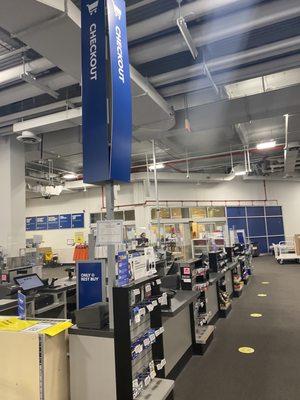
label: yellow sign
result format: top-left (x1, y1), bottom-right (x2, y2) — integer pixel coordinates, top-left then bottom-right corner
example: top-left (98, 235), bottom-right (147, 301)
top-left (262, 282), bottom-right (270, 285)
top-left (239, 347), bottom-right (255, 354)
top-left (0, 318), bottom-right (38, 332)
top-left (41, 321), bottom-right (73, 337)
top-left (258, 293), bottom-right (267, 297)
top-left (74, 232), bottom-right (85, 244)
top-left (250, 313), bottom-right (263, 318)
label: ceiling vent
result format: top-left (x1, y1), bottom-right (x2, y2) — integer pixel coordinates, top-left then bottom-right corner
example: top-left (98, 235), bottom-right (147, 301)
top-left (16, 131), bottom-right (41, 145)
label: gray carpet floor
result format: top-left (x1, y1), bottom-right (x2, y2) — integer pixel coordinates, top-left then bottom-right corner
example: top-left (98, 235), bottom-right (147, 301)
top-left (174, 256), bottom-right (300, 400)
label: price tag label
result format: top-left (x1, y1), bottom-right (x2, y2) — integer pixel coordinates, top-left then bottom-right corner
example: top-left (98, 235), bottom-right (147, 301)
top-left (146, 304), bottom-right (154, 312)
top-left (156, 279), bottom-right (162, 285)
top-left (134, 314), bottom-right (141, 324)
top-left (155, 329), bottom-right (161, 337)
top-left (133, 379), bottom-right (138, 388)
top-left (144, 376), bottom-right (151, 387)
top-left (143, 338), bottom-right (150, 347)
top-left (135, 344), bottom-right (143, 354)
top-left (160, 327), bottom-right (165, 334)
top-left (150, 371), bottom-right (156, 380)
top-left (161, 359), bottom-right (166, 367)
top-left (134, 289), bottom-right (141, 296)
top-left (149, 333), bottom-right (156, 343)
top-left (152, 300), bottom-right (158, 307)
top-left (139, 308), bottom-right (146, 316)
top-left (183, 278), bottom-right (192, 283)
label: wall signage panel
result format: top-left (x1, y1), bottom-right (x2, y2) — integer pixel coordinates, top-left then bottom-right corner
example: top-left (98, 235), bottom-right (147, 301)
top-left (59, 214), bottom-right (72, 229)
top-left (26, 217), bottom-right (37, 231)
top-left (36, 216), bottom-right (48, 231)
top-left (77, 261), bottom-right (106, 309)
top-left (47, 215), bottom-right (60, 230)
top-left (71, 213), bottom-right (85, 228)
top-left (26, 213), bottom-right (85, 231)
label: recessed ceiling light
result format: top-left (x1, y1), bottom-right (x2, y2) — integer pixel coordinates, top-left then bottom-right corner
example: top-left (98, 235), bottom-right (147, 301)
top-left (63, 173), bottom-right (78, 180)
top-left (149, 163), bottom-right (165, 171)
top-left (256, 140), bottom-right (276, 150)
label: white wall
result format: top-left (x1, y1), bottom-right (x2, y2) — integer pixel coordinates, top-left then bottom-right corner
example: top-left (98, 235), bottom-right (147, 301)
top-left (26, 178), bottom-right (300, 261)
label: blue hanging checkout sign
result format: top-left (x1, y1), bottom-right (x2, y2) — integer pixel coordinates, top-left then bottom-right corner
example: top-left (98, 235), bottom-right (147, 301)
top-left (71, 213), bottom-right (85, 228)
top-left (81, 0), bottom-right (132, 184)
top-left (36, 216), bottom-right (48, 231)
top-left (26, 217), bottom-right (37, 231)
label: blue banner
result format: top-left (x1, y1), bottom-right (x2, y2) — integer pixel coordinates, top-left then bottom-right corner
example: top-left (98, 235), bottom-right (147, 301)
top-left (18, 292), bottom-right (26, 320)
top-left (59, 214), bottom-right (72, 229)
top-left (48, 215), bottom-right (59, 230)
top-left (81, 0), bottom-right (110, 184)
top-left (117, 251), bottom-right (130, 286)
top-left (107, 0), bottom-right (132, 182)
top-left (72, 213), bottom-right (85, 228)
top-left (26, 217), bottom-right (36, 231)
top-left (36, 216), bottom-right (48, 231)
top-left (77, 261), bottom-right (105, 309)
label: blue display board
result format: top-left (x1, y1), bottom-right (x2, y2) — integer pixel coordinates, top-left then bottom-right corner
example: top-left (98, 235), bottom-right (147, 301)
top-left (26, 217), bottom-right (36, 231)
top-left (246, 206), bottom-right (264, 217)
top-left (59, 214), bottom-right (72, 229)
top-left (267, 217), bottom-right (284, 236)
top-left (117, 251), bottom-right (130, 286)
top-left (47, 215), bottom-right (59, 230)
top-left (266, 206), bottom-right (282, 216)
top-left (71, 213), bottom-right (85, 228)
top-left (36, 216), bottom-right (48, 231)
top-left (18, 292), bottom-right (26, 320)
top-left (248, 217), bottom-right (266, 237)
top-left (228, 218), bottom-right (248, 234)
top-left (77, 261), bottom-right (105, 309)
top-left (81, 0), bottom-right (132, 184)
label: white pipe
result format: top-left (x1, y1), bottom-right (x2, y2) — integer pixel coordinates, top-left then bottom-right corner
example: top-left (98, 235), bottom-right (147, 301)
top-left (0, 58), bottom-right (54, 85)
top-left (130, 66), bottom-right (174, 117)
top-left (130, 0), bottom-right (300, 65)
top-left (128, 0), bottom-right (243, 42)
top-left (150, 36), bottom-right (300, 87)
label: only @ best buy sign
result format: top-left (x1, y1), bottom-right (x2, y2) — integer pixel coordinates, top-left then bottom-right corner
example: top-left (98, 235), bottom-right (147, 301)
top-left (82, 0), bottom-right (132, 184)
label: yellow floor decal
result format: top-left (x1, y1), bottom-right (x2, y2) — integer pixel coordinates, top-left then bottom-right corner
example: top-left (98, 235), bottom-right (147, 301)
top-left (250, 313), bottom-right (263, 318)
top-left (257, 294), bottom-right (267, 297)
top-left (262, 282), bottom-right (270, 285)
top-left (239, 347), bottom-right (255, 354)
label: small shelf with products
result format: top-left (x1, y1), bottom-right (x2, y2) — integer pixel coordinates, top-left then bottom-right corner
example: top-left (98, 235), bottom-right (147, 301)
top-left (233, 272), bottom-right (244, 297)
top-left (217, 277), bottom-right (232, 318)
top-left (113, 276), bottom-right (174, 400)
top-left (209, 250), bottom-right (228, 273)
top-left (179, 258), bottom-right (215, 355)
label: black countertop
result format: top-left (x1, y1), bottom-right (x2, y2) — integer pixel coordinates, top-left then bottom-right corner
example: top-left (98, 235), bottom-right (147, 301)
top-left (161, 290), bottom-right (199, 317)
top-left (69, 325), bottom-right (114, 338)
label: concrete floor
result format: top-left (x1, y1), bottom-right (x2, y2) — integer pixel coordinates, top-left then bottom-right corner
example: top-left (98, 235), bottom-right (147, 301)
top-left (174, 256), bottom-right (300, 400)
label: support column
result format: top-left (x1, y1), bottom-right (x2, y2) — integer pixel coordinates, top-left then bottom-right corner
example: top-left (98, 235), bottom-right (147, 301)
top-left (0, 136), bottom-right (26, 256)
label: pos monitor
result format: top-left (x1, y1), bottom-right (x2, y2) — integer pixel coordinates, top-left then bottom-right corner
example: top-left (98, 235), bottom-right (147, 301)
top-left (14, 273), bottom-right (45, 292)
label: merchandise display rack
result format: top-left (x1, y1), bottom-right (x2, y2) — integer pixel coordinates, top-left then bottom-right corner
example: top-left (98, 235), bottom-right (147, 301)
top-left (217, 276), bottom-right (232, 318)
top-left (179, 257), bottom-right (215, 355)
top-left (113, 276), bottom-right (173, 400)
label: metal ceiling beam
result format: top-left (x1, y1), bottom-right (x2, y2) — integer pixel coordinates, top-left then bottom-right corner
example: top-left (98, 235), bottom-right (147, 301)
top-left (159, 53), bottom-right (300, 98)
top-left (128, 0), bottom-right (243, 42)
top-left (150, 36), bottom-right (300, 88)
top-left (130, 0), bottom-right (300, 65)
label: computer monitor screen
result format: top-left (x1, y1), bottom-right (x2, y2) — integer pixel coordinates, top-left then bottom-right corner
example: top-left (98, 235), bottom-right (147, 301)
top-left (14, 274), bottom-right (45, 291)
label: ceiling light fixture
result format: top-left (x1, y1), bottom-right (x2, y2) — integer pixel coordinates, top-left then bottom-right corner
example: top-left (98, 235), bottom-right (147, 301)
top-left (63, 173), bottom-right (78, 180)
top-left (256, 140), bottom-right (276, 150)
top-left (177, 16), bottom-right (198, 60)
top-left (149, 163), bottom-right (165, 171)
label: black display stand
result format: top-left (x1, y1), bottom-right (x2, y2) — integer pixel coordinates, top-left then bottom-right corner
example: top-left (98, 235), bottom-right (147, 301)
top-left (179, 257), bottom-right (214, 355)
top-left (113, 276), bottom-right (169, 400)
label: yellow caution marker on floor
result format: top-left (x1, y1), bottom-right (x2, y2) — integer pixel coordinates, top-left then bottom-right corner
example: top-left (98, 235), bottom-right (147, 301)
top-left (250, 313), bottom-right (263, 318)
top-left (257, 293), bottom-right (267, 297)
top-left (262, 282), bottom-right (270, 285)
top-left (239, 347), bottom-right (255, 354)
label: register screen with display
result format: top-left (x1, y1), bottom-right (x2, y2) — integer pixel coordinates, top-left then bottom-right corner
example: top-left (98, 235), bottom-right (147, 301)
top-left (15, 274), bottom-right (44, 291)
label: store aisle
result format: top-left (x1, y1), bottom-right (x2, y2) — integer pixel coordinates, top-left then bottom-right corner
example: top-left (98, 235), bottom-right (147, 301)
top-left (174, 256), bottom-right (300, 400)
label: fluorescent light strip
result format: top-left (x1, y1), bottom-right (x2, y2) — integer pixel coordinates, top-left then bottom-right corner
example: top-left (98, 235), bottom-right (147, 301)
top-left (256, 140), bottom-right (276, 150)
